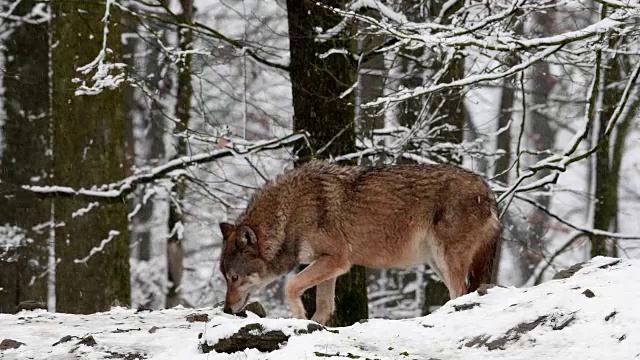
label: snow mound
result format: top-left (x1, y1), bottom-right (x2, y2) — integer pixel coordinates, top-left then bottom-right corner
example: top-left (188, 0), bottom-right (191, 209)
top-left (1, 256), bottom-right (639, 359)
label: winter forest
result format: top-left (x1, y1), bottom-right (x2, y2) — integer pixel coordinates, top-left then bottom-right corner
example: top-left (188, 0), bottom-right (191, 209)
top-left (1, 0), bottom-right (640, 327)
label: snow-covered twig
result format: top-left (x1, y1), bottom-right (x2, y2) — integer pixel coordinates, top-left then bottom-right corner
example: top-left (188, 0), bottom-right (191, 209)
top-left (366, 45), bottom-right (564, 107)
top-left (515, 194), bottom-right (640, 240)
top-left (594, 0), bottom-right (640, 9)
top-left (71, 202), bottom-right (100, 218)
top-left (74, 230), bottom-right (120, 264)
top-left (528, 232), bottom-right (586, 286)
top-left (73, 0), bottom-right (127, 96)
top-left (496, 58), bottom-right (640, 203)
top-left (0, 0), bottom-right (48, 24)
top-left (115, 1), bottom-right (289, 72)
top-left (22, 132), bottom-right (308, 201)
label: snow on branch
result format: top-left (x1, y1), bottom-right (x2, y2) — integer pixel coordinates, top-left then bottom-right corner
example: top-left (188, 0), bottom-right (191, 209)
top-left (0, 224), bottom-right (30, 250)
top-left (366, 44), bottom-right (564, 107)
top-left (515, 194), bottom-right (640, 240)
top-left (22, 132), bottom-right (308, 201)
top-left (494, 55), bottom-right (635, 205)
top-left (348, 0), bottom-right (408, 24)
top-left (74, 230), bottom-right (120, 264)
top-left (0, 0), bottom-right (48, 24)
top-left (330, 1), bottom-right (635, 109)
top-left (595, 0), bottom-right (640, 9)
top-left (114, 1), bottom-right (289, 72)
top-left (409, 15), bottom-right (626, 52)
top-left (73, 0), bottom-right (126, 96)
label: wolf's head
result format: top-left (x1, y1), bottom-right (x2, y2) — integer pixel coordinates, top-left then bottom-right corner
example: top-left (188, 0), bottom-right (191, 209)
top-left (218, 222), bottom-right (275, 315)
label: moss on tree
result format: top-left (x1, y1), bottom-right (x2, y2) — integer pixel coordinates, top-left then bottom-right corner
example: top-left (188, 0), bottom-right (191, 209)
top-left (51, 0), bottom-right (130, 313)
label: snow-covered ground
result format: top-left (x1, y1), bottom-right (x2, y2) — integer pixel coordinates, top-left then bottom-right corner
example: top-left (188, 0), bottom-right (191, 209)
top-left (1, 256), bottom-right (638, 359)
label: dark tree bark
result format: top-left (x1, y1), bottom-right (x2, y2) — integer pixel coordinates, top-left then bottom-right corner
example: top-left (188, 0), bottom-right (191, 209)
top-left (166, 0), bottom-right (194, 308)
top-left (492, 17), bottom-right (523, 284)
top-left (515, 11), bottom-right (557, 284)
top-left (420, 0), bottom-right (466, 315)
top-left (123, 3), bottom-right (171, 309)
top-left (287, 0), bottom-right (368, 326)
top-left (495, 50), bottom-right (520, 185)
top-left (0, 0), bottom-right (50, 313)
top-left (357, 8), bottom-right (386, 165)
top-left (125, 5), bottom-right (169, 263)
top-left (591, 29), bottom-right (634, 257)
top-left (426, 0), bottom-right (465, 165)
top-left (51, 0), bottom-right (130, 313)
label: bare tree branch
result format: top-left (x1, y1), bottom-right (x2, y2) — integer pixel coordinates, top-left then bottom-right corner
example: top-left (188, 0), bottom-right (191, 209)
top-left (21, 132), bottom-right (308, 202)
top-left (515, 194), bottom-right (640, 240)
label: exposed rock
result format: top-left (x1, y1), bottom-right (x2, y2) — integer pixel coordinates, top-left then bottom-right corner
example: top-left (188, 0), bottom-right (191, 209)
top-left (14, 300), bottom-right (46, 313)
top-left (112, 328), bottom-right (141, 333)
top-left (465, 315), bottom-right (548, 350)
top-left (553, 259), bottom-right (620, 280)
top-left (245, 302), bottom-right (267, 318)
top-left (0, 339), bottom-right (25, 350)
top-left (201, 322), bottom-right (325, 354)
top-left (476, 284), bottom-right (506, 296)
top-left (76, 335), bottom-right (97, 347)
top-left (582, 289), bottom-right (595, 298)
top-left (186, 313), bottom-right (209, 323)
top-left (106, 350), bottom-right (147, 359)
top-left (465, 312), bottom-right (577, 351)
top-left (295, 323), bottom-right (323, 335)
top-left (549, 312), bottom-right (577, 330)
top-left (53, 335), bottom-right (79, 346)
top-left (553, 262), bottom-right (587, 280)
top-left (605, 311), bottom-right (617, 321)
top-left (453, 303), bottom-right (479, 312)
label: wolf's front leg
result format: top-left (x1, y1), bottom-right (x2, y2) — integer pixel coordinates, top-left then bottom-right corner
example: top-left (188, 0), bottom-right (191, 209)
top-left (285, 255), bottom-right (350, 324)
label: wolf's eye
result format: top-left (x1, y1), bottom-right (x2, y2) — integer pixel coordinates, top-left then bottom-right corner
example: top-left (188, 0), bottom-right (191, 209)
top-left (231, 275), bottom-right (238, 282)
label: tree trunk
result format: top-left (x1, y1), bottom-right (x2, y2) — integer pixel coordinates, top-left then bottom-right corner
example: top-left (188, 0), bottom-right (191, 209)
top-left (287, 0), bottom-right (368, 326)
top-left (357, 8), bottom-right (386, 164)
top-left (354, 7), bottom-right (390, 316)
top-left (51, 0), bottom-right (130, 313)
top-left (123, 4), bottom-right (170, 309)
top-left (166, 0), bottom-right (194, 308)
top-left (492, 17), bottom-right (523, 284)
top-left (510, 11), bottom-right (557, 285)
top-left (420, 0), bottom-right (466, 315)
top-left (426, 1), bottom-right (465, 164)
top-left (591, 29), bottom-right (631, 257)
top-left (0, 0), bottom-right (50, 312)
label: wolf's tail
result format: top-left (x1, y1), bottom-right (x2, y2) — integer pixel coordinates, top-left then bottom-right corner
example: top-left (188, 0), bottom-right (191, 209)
top-left (466, 220), bottom-right (501, 293)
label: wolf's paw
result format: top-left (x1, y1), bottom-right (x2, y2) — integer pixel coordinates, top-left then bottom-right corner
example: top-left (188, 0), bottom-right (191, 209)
top-left (288, 299), bottom-right (307, 320)
top-left (291, 307), bottom-right (307, 320)
top-left (310, 312), bottom-right (330, 325)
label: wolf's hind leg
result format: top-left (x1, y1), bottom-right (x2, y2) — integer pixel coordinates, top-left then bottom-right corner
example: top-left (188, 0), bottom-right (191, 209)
top-left (285, 255), bottom-right (350, 323)
top-left (311, 277), bottom-right (337, 324)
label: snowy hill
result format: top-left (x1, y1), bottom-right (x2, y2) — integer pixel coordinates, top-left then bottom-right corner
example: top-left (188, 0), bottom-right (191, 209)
top-left (1, 256), bottom-right (638, 359)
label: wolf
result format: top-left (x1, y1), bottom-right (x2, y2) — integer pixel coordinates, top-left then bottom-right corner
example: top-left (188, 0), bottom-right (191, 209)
top-left (219, 160), bottom-right (500, 325)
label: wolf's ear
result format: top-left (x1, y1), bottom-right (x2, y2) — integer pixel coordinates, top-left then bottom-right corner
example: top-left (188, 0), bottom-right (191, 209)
top-left (236, 225), bottom-right (256, 250)
top-left (219, 222), bottom-right (235, 241)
